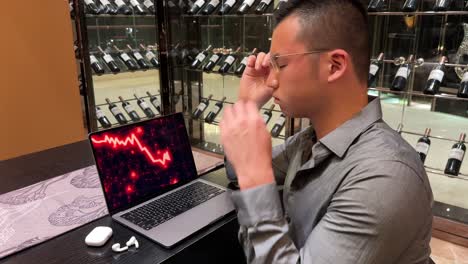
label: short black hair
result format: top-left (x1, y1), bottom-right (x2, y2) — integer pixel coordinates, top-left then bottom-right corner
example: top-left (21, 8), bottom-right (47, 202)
top-left (274, 0), bottom-right (370, 84)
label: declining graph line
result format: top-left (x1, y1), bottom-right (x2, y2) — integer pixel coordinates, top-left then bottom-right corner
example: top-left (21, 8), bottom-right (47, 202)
top-left (91, 133), bottom-right (172, 167)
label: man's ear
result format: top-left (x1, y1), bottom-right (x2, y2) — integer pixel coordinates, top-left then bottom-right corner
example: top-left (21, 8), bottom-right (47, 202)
top-left (327, 49), bottom-right (348, 83)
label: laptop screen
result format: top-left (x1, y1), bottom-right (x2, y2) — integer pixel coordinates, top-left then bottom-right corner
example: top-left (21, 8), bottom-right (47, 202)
top-left (89, 113), bottom-right (198, 214)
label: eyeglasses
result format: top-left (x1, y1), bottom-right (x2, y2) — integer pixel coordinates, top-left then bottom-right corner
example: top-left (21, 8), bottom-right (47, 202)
top-left (269, 50), bottom-right (330, 72)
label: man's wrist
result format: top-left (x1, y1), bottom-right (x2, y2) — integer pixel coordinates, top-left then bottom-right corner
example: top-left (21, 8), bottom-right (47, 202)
top-left (237, 167), bottom-right (275, 190)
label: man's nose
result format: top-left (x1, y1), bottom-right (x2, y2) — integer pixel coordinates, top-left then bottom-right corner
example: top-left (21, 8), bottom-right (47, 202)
top-left (266, 69), bottom-right (279, 90)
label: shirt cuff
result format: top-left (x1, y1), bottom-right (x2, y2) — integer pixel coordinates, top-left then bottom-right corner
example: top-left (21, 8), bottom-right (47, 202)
top-left (229, 183), bottom-right (284, 227)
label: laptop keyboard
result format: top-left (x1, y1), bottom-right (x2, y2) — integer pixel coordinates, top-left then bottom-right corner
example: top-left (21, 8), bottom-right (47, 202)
top-left (121, 181), bottom-right (225, 230)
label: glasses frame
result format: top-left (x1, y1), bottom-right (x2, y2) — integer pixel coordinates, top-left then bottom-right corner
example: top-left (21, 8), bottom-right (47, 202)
top-left (269, 50), bottom-right (331, 72)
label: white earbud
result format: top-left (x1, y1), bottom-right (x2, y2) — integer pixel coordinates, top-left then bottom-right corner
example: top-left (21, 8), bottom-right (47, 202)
top-left (112, 243), bottom-right (128, 252)
top-left (126, 236), bottom-right (139, 249)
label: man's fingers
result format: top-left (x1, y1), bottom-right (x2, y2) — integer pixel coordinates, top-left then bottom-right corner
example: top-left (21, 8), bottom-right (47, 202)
top-left (247, 55), bottom-right (256, 67)
top-left (262, 53), bottom-right (271, 68)
top-left (255, 52), bottom-right (266, 71)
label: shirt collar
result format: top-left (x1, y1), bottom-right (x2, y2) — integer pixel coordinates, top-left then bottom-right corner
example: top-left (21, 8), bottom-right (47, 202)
top-left (319, 96), bottom-right (382, 158)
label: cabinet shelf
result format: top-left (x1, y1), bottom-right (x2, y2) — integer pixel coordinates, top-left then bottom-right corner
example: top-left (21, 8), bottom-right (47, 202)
top-left (380, 59), bottom-right (468, 69)
top-left (401, 129), bottom-right (466, 144)
top-left (87, 24), bottom-right (157, 30)
top-left (368, 87), bottom-right (468, 102)
top-left (184, 67), bottom-right (240, 77)
top-left (95, 94), bottom-right (160, 107)
top-left (181, 13), bottom-right (273, 18)
top-left (188, 114), bottom-right (287, 139)
top-left (85, 14), bottom-right (156, 18)
top-left (368, 11), bottom-right (468, 16)
top-left (96, 115), bottom-right (161, 130)
top-left (425, 166), bottom-right (468, 181)
top-left (92, 67), bottom-right (160, 76)
top-left (203, 98), bottom-right (283, 114)
top-left (179, 11), bottom-right (468, 18)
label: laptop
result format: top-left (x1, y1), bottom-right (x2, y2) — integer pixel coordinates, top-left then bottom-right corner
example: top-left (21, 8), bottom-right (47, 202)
top-left (89, 112), bottom-right (234, 248)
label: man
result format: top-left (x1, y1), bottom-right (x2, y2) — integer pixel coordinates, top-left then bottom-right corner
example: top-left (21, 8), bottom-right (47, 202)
top-left (219, 0), bottom-right (434, 263)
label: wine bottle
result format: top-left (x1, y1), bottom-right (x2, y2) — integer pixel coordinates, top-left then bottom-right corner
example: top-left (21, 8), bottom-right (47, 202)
top-left (99, 0), bottom-right (118, 14)
top-left (203, 48), bottom-right (223, 72)
top-left (90, 54), bottom-right (105, 74)
top-left (255, 0), bottom-right (272, 14)
top-left (391, 54), bottom-right (413, 91)
top-left (190, 45), bottom-right (212, 69)
top-left (444, 133), bottom-right (466, 176)
top-left (401, 0), bottom-right (418, 12)
top-left (274, 0), bottom-right (287, 11)
top-left (98, 46), bottom-right (121, 73)
top-left (396, 123), bottom-right (404, 135)
top-left (106, 98), bottom-right (128, 125)
top-left (237, 0), bottom-right (255, 14)
top-left (192, 94), bottom-right (213, 119)
top-left (140, 44), bottom-right (160, 68)
top-left (218, 47), bottom-right (241, 74)
top-left (129, 0), bottom-right (147, 14)
top-left (188, 0), bottom-right (206, 14)
top-left (205, 97), bottom-right (226, 123)
top-left (114, 0), bottom-right (132, 14)
top-left (368, 0), bottom-right (385, 12)
top-left (127, 44), bottom-right (150, 69)
top-left (415, 128), bottom-right (431, 164)
top-left (169, 43), bottom-right (183, 64)
top-left (433, 0), bottom-right (453, 11)
top-left (134, 94), bottom-right (155, 118)
top-left (146, 91), bottom-right (161, 114)
top-left (202, 0), bottom-right (220, 14)
top-left (271, 113), bottom-right (286, 138)
top-left (218, 0), bottom-right (236, 14)
top-left (69, 0), bottom-right (75, 19)
top-left (119, 96), bottom-right (141, 122)
top-left (423, 56), bottom-right (446, 95)
top-left (368, 52), bottom-right (384, 87)
top-left (173, 90), bottom-right (183, 105)
top-left (235, 48), bottom-right (257, 76)
top-left (262, 104), bottom-right (275, 124)
top-left (114, 45), bottom-right (139, 71)
top-left (457, 71), bottom-right (468, 98)
top-left (84, 0), bottom-right (101, 14)
top-left (143, 0), bottom-right (156, 13)
top-left (74, 41), bottom-right (80, 58)
top-left (96, 106), bottom-right (112, 128)
top-left (465, 0), bottom-right (468, 10)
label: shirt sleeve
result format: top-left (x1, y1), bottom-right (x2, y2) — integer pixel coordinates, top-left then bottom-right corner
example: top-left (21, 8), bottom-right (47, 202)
top-left (225, 132), bottom-right (299, 186)
top-left (229, 160), bottom-right (433, 264)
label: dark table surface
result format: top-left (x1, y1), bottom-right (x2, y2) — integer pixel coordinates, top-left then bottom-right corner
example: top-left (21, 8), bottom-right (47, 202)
top-left (0, 140), bottom-right (246, 264)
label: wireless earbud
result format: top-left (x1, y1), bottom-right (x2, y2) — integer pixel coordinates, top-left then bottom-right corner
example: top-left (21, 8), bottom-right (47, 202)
top-left (111, 236), bottom-right (140, 253)
top-left (111, 243), bottom-right (128, 253)
top-left (126, 236), bottom-right (139, 249)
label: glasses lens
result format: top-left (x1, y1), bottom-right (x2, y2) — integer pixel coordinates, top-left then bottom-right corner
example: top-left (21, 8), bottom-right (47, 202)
top-left (270, 56), bottom-right (279, 72)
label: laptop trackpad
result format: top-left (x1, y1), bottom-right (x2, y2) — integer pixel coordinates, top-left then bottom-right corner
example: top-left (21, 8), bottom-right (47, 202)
top-left (147, 192), bottom-right (234, 248)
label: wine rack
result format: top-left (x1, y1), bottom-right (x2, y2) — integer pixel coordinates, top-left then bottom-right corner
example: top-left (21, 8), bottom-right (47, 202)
top-left (71, 0), bottom-right (168, 132)
top-left (72, 0), bottom-right (468, 233)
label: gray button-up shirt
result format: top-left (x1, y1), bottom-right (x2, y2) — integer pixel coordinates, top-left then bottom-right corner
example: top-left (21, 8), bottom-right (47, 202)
top-left (226, 97), bottom-right (433, 264)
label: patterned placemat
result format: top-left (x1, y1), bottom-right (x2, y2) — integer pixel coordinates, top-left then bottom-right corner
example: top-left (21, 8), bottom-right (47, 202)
top-left (0, 150), bottom-right (223, 259)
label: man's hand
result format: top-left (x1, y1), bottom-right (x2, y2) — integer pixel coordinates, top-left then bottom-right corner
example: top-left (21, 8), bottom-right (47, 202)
top-left (220, 101), bottom-right (275, 190)
top-left (238, 52), bottom-right (277, 109)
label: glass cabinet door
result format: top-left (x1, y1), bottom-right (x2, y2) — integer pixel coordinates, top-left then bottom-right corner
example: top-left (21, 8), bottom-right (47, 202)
top-left (75, 0), bottom-right (162, 131)
top-left (367, 0), bottom-right (468, 226)
top-left (165, 0), bottom-right (288, 154)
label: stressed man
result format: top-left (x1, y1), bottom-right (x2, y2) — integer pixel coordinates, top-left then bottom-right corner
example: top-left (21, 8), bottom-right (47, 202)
top-left (220, 0), bottom-right (433, 263)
